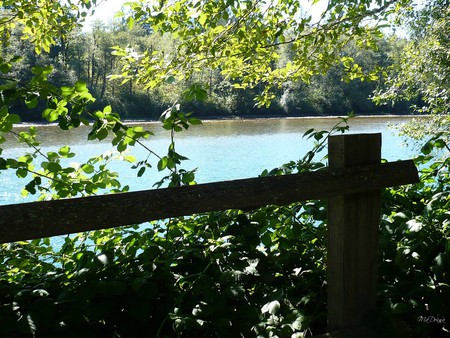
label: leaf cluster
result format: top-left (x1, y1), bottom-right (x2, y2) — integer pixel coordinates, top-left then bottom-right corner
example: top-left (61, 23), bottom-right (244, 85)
top-left (0, 198), bottom-right (328, 337)
top-left (114, 0), bottom-right (408, 106)
top-left (1, 115), bottom-right (450, 337)
top-left (376, 135), bottom-right (450, 337)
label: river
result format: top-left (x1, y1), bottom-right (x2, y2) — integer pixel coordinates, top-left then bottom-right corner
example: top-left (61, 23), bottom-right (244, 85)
top-left (0, 116), bottom-right (417, 205)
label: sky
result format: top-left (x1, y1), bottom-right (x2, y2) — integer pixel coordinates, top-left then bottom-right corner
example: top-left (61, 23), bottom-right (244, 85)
top-left (82, 0), bottom-right (129, 30)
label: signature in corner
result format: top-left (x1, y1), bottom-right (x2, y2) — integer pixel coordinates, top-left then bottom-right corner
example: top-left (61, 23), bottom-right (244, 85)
top-left (418, 315), bottom-right (446, 324)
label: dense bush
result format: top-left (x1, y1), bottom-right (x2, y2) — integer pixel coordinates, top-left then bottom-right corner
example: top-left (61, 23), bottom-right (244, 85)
top-left (0, 206), bottom-right (327, 337)
top-left (1, 122), bottom-right (449, 337)
top-left (376, 137), bottom-right (450, 337)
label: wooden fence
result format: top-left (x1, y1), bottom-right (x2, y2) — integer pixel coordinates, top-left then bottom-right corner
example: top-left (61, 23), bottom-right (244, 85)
top-left (0, 133), bottom-right (419, 336)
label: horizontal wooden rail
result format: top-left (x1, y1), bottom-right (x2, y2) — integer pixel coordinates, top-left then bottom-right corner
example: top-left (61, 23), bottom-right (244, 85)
top-left (0, 159), bottom-right (418, 243)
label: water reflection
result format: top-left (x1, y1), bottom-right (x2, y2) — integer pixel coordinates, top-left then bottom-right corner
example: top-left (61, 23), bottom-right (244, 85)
top-left (5, 116), bottom-right (412, 145)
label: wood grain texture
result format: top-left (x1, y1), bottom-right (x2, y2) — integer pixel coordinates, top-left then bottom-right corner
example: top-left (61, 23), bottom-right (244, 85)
top-left (0, 154), bottom-right (418, 244)
top-left (327, 133), bottom-right (383, 332)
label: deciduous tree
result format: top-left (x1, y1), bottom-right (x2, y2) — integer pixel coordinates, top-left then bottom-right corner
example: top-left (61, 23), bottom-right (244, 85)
top-left (114, 0), bottom-right (412, 107)
top-left (374, 0), bottom-right (450, 137)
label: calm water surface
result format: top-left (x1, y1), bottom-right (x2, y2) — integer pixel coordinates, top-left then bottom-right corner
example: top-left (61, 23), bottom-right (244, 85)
top-left (1, 116), bottom-right (416, 205)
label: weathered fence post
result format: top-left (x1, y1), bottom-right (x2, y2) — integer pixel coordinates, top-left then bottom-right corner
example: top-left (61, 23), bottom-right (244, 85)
top-left (327, 133), bottom-right (381, 334)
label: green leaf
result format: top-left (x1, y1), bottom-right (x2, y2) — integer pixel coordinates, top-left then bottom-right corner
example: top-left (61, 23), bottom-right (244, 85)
top-left (127, 16), bottom-right (135, 30)
top-left (158, 157), bottom-right (168, 171)
top-left (137, 167), bottom-right (146, 177)
top-left (421, 141), bottom-right (433, 155)
top-left (433, 138), bottom-right (446, 149)
top-left (303, 128), bottom-right (315, 138)
top-left (96, 128), bottom-right (108, 141)
top-left (7, 114), bottom-right (20, 124)
top-left (0, 63), bottom-right (11, 74)
top-left (42, 108), bottom-right (59, 122)
top-left (16, 168), bottom-right (28, 178)
top-left (199, 13), bottom-right (207, 26)
top-left (183, 83), bottom-right (208, 101)
top-left (41, 65), bottom-right (53, 75)
top-left (61, 86), bottom-right (75, 98)
top-left (181, 171), bottom-right (195, 184)
top-left (25, 97), bottom-right (38, 108)
top-left (47, 162), bottom-right (62, 173)
top-left (124, 155), bottom-right (136, 163)
top-left (82, 164), bottom-right (95, 174)
top-left (103, 105), bottom-right (112, 114)
top-left (188, 117), bottom-right (202, 125)
top-left (391, 302), bottom-right (411, 314)
top-left (314, 131), bottom-right (326, 141)
top-left (117, 141), bottom-right (127, 152)
top-left (0, 105), bottom-right (8, 118)
top-left (74, 81), bottom-right (88, 92)
top-left (58, 145), bottom-right (71, 156)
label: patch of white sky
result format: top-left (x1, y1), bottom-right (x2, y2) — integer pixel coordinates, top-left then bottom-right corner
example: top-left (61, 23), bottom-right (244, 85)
top-left (80, 0), bottom-right (131, 30)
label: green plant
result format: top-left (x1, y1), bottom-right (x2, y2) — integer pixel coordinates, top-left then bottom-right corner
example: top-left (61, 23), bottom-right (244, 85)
top-left (0, 118), bottom-right (354, 337)
top-left (375, 134), bottom-right (450, 337)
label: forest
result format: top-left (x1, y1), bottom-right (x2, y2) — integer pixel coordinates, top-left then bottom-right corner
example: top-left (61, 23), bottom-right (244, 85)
top-left (1, 0), bottom-right (450, 337)
top-left (3, 15), bottom-right (413, 121)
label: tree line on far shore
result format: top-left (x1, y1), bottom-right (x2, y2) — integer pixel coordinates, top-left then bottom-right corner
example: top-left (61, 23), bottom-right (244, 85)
top-left (3, 20), bottom-right (414, 122)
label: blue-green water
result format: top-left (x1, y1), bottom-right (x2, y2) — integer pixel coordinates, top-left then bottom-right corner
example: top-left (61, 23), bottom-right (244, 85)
top-left (0, 116), bottom-right (416, 206)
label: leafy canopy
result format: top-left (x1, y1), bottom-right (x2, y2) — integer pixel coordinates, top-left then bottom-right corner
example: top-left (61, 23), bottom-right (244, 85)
top-left (0, 0), bottom-right (98, 53)
top-left (373, 1), bottom-right (450, 138)
top-left (113, 0), bottom-right (411, 106)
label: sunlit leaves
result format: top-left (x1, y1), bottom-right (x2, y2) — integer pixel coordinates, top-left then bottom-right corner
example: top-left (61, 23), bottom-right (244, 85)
top-left (112, 0), bottom-right (404, 106)
top-left (374, 2), bottom-right (450, 124)
top-left (0, 0), bottom-right (94, 54)
top-left (58, 145), bottom-right (75, 158)
top-left (262, 300), bottom-right (281, 315)
top-left (4, 144), bottom-right (128, 199)
top-left (42, 106), bottom-right (65, 122)
top-left (0, 112), bottom-right (20, 132)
